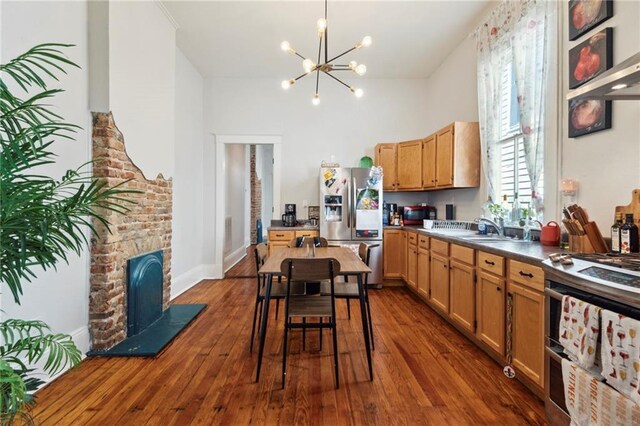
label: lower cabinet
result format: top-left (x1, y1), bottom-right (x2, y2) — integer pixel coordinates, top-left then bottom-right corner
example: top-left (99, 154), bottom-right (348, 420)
top-left (449, 257), bottom-right (475, 333)
top-left (406, 234), bottom-right (418, 289)
top-left (476, 251), bottom-right (506, 356)
top-left (429, 252), bottom-right (449, 314)
top-left (268, 229), bottom-right (318, 255)
top-left (417, 245), bottom-right (430, 299)
top-left (383, 229), bottom-right (405, 278)
top-left (508, 260), bottom-right (545, 390)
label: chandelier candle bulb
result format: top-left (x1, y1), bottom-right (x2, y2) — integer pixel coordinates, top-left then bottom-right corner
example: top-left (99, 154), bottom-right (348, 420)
top-left (312, 94), bottom-right (320, 106)
top-left (355, 64), bottom-right (367, 76)
top-left (280, 41), bottom-right (291, 52)
top-left (302, 59), bottom-right (315, 73)
top-left (317, 18), bottom-right (327, 32)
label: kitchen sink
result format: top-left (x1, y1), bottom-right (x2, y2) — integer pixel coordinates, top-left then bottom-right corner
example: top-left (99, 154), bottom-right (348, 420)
top-left (460, 235), bottom-right (529, 243)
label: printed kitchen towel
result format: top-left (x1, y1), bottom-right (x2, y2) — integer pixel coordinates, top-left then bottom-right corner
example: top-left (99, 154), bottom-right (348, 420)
top-left (601, 309), bottom-right (640, 404)
top-left (562, 359), bottom-right (640, 426)
top-left (559, 295), bottom-right (601, 369)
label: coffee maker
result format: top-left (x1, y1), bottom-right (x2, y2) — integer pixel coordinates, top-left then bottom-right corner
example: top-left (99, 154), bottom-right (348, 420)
top-left (282, 203), bottom-right (296, 227)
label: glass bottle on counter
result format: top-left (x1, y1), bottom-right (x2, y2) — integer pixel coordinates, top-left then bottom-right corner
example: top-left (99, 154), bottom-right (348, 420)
top-left (611, 212), bottom-right (623, 254)
top-left (620, 214), bottom-right (639, 254)
top-left (501, 194), bottom-right (511, 225)
top-left (510, 192), bottom-right (521, 225)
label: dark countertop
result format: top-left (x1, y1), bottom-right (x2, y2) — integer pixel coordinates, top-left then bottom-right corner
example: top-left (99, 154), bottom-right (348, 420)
top-left (385, 225), bottom-right (563, 264)
top-left (268, 225), bottom-right (319, 232)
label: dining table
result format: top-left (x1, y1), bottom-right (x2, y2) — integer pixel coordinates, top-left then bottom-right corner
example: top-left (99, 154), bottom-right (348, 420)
top-left (255, 246), bottom-right (373, 383)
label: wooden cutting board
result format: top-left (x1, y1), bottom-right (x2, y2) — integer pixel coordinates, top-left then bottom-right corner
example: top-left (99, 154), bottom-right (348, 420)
top-left (615, 189), bottom-right (640, 224)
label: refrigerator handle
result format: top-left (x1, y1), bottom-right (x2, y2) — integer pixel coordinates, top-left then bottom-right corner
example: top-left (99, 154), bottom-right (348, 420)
top-left (352, 177), bottom-right (357, 229)
top-left (346, 177), bottom-right (351, 228)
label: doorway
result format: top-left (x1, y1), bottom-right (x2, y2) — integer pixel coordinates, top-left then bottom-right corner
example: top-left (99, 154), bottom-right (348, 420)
top-left (214, 135), bottom-right (282, 278)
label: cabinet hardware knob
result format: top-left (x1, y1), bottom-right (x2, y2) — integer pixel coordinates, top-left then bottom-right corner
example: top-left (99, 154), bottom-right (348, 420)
top-left (519, 271), bottom-right (534, 278)
top-left (496, 286), bottom-right (502, 292)
top-left (484, 259), bottom-right (495, 266)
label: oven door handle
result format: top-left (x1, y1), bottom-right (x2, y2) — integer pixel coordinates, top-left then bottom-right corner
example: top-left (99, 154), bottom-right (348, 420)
top-left (544, 287), bottom-right (565, 302)
top-left (545, 346), bottom-right (565, 364)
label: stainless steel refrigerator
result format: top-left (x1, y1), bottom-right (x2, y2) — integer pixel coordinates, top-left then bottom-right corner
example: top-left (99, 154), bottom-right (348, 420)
top-left (320, 167), bottom-right (383, 285)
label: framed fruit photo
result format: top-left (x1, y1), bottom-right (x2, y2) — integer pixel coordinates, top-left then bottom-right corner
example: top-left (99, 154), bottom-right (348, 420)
top-left (569, 0), bottom-right (613, 41)
top-left (569, 27), bottom-right (612, 89)
top-left (568, 98), bottom-right (612, 138)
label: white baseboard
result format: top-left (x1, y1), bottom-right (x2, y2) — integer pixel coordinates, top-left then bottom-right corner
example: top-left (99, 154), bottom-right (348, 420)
top-left (37, 325), bottom-right (90, 390)
top-left (171, 265), bottom-right (207, 300)
top-left (224, 246), bottom-right (247, 273)
top-left (201, 263), bottom-right (222, 279)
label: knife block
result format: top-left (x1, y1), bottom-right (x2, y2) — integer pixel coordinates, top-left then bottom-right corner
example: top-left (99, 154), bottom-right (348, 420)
top-left (569, 235), bottom-right (595, 253)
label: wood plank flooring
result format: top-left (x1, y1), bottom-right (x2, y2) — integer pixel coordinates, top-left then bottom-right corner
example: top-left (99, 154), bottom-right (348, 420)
top-left (32, 251), bottom-right (547, 425)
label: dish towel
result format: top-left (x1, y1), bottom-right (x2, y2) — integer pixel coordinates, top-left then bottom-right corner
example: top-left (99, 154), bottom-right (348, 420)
top-left (563, 359), bottom-right (640, 425)
top-left (559, 295), bottom-right (601, 369)
top-left (601, 309), bottom-right (640, 404)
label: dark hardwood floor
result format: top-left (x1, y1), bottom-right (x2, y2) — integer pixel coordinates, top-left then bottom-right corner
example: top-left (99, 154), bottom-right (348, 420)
top-left (32, 250), bottom-right (547, 425)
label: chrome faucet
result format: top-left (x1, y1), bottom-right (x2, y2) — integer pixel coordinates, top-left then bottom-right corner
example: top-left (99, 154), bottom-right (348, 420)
top-left (476, 217), bottom-right (504, 236)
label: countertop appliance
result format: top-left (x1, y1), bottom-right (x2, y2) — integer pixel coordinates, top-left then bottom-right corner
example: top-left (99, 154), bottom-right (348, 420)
top-left (403, 205), bottom-right (436, 225)
top-left (320, 167), bottom-right (383, 284)
top-left (282, 203), bottom-right (297, 227)
top-left (543, 253), bottom-right (640, 425)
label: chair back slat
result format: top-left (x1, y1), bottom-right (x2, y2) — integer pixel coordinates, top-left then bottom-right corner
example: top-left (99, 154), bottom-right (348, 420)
top-left (280, 257), bottom-right (340, 281)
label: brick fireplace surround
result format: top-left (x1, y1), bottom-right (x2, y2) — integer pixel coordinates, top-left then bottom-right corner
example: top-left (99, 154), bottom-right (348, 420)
top-left (89, 112), bottom-right (172, 351)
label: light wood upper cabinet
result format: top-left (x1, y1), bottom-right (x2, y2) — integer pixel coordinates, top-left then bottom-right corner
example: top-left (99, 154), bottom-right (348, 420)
top-left (397, 140), bottom-right (423, 190)
top-left (375, 143), bottom-right (398, 191)
top-left (427, 122), bottom-right (480, 189)
top-left (435, 125), bottom-right (454, 187)
top-left (383, 229), bottom-right (405, 279)
top-left (422, 135), bottom-right (436, 189)
top-left (378, 121), bottom-right (479, 192)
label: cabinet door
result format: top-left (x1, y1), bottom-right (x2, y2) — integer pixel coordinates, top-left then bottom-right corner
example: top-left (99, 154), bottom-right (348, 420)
top-left (397, 140), bottom-right (423, 190)
top-left (407, 244), bottom-right (418, 289)
top-left (509, 281), bottom-right (545, 389)
top-left (376, 144), bottom-right (397, 191)
top-left (477, 271), bottom-right (505, 356)
top-left (269, 241), bottom-right (290, 256)
top-left (417, 247), bottom-right (430, 298)
top-left (429, 252), bottom-right (449, 314)
top-left (449, 259), bottom-right (475, 333)
top-left (422, 136), bottom-right (436, 189)
top-left (400, 231), bottom-right (407, 281)
top-left (436, 126), bottom-right (454, 187)
top-left (383, 230), bottom-right (403, 278)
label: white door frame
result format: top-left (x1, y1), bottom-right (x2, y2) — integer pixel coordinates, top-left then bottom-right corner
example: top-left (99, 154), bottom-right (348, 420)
top-left (214, 134), bottom-right (282, 278)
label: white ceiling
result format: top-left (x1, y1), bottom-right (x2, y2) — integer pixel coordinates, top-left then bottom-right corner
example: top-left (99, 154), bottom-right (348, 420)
top-left (162, 0), bottom-right (493, 79)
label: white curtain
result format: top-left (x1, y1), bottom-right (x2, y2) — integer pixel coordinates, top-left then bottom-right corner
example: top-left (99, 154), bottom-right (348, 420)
top-left (475, 0), bottom-right (551, 209)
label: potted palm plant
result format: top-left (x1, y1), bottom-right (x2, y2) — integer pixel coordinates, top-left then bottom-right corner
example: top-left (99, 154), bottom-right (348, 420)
top-left (0, 44), bottom-right (135, 424)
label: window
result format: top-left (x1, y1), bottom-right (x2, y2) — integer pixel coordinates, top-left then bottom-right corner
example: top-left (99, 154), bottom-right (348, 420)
top-left (495, 59), bottom-right (543, 218)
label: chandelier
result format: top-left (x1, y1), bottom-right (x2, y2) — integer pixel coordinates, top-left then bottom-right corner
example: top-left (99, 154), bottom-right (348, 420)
top-left (280, 0), bottom-right (372, 105)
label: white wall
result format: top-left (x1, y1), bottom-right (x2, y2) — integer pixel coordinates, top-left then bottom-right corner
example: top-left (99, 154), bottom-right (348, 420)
top-left (418, 36), bottom-right (483, 220)
top-left (109, 1), bottom-right (176, 179)
top-left (224, 144), bottom-right (248, 268)
top-left (205, 77), bottom-right (430, 217)
top-left (1, 0), bottom-right (92, 352)
top-left (171, 49), bottom-right (205, 298)
top-left (560, 1), bottom-right (640, 229)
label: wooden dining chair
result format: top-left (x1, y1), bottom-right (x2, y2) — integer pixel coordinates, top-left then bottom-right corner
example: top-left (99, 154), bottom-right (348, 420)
top-left (249, 244), bottom-right (305, 352)
top-left (287, 236), bottom-right (328, 248)
top-left (280, 257), bottom-right (341, 389)
top-left (321, 242), bottom-right (378, 350)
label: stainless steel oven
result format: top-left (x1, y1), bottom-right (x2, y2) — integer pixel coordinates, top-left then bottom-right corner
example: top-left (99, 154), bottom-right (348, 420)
top-left (543, 254), bottom-right (640, 425)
